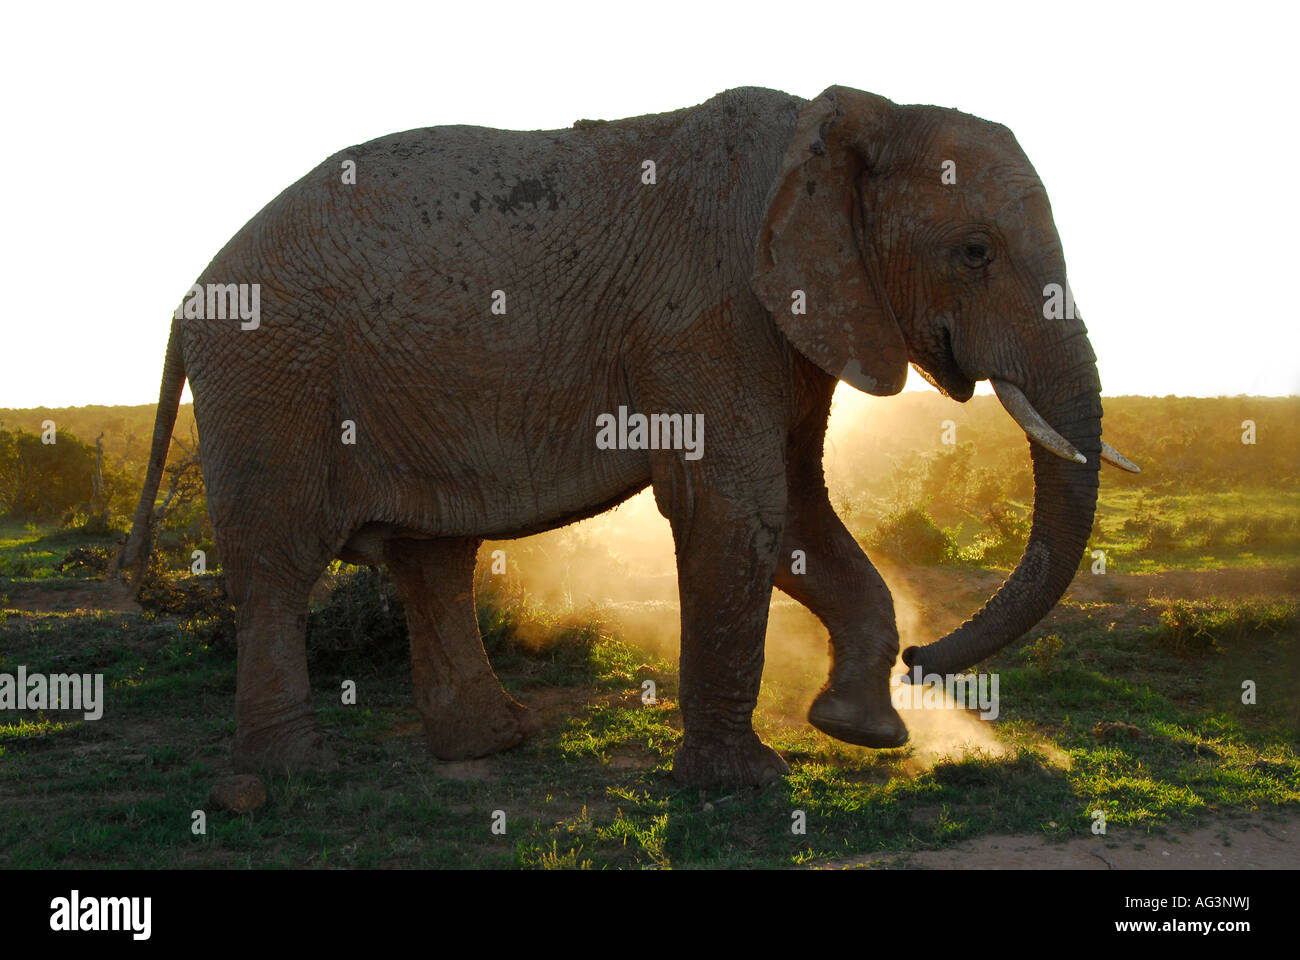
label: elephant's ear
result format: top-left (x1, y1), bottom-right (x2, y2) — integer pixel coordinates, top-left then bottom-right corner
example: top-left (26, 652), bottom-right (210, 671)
top-left (751, 87), bottom-right (909, 396)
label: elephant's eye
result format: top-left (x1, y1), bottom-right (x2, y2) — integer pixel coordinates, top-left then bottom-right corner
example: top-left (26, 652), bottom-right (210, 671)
top-left (961, 242), bottom-right (991, 267)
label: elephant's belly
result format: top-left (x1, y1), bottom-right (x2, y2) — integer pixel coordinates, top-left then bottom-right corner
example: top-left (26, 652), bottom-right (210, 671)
top-left (338, 470), bottom-right (650, 561)
top-left (330, 374), bottom-right (655, 545)
top-left (336, 469), bottom-right (651, 564)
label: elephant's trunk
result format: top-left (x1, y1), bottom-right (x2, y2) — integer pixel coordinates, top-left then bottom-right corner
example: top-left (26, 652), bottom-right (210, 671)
top-left (901, 338), bottom-right (1102, 675)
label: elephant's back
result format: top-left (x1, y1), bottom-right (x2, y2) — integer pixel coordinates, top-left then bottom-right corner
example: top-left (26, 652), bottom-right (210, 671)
top-left (178, 86), bottom-right (804, 433)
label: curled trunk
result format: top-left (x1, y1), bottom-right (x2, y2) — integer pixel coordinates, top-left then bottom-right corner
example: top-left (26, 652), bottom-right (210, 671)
top-left (902, 366), bottom-right (1102, 675)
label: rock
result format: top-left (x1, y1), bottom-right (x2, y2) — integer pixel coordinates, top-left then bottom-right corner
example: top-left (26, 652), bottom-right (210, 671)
top-left (1091, 720), bottom-right (1144, 741)
top-left (210, 774), bottom-right (267, 813)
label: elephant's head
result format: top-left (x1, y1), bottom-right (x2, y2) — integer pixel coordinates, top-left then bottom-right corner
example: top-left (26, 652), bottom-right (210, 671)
top-left (752, 85), bottom-right (1138, 674)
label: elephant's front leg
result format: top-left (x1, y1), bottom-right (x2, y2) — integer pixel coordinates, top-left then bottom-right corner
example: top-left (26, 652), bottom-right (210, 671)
top-left (774, 478), bottom-right (908, 749)
top-left (652, 453), bottom-right (790, 788)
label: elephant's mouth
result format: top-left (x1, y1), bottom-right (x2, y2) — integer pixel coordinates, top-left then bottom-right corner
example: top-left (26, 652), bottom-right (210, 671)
top-left (913, 327), bottom-right (975, 402)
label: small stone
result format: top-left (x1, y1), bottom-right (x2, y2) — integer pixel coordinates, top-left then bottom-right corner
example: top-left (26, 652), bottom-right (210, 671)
top-left (210, 774), bottom-right (267, 813)
top-left (1091, 720), bottom-right (1144, 741)
top-left (702, 802), bottom-right (714, 812)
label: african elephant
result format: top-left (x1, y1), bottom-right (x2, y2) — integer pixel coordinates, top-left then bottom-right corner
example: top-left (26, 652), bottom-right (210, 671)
top-left (119, 85), bottom-right (1137, 787)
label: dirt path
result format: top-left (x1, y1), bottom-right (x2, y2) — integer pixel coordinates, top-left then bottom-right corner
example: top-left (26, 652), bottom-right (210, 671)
top-left (882, 563), bottom-right (1300, 611)
top-left (817, 811), bottom-right (1299, 869)
top-left (1065, 565), bottom-right (1300, 604)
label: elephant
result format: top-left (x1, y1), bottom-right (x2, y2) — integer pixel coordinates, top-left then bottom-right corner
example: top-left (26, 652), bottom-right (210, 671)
top-left (119, 84), bottom-right (1138, 788)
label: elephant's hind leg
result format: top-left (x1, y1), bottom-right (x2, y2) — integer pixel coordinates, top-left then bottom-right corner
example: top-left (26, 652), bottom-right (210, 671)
top-left (384, 537), bottom-right (537, 760)
top-left (227, 561), bottom-right (333, 775)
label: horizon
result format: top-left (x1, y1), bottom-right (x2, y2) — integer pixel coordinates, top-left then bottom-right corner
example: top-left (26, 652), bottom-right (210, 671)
top-left (2, 384), bottom-right (1296, 417)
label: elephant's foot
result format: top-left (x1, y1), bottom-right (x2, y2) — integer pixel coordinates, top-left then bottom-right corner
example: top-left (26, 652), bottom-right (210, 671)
top-left (808, 684), bottom-right (908, 749)
top-left (233, 712), bottom-right (335, 774)
top-left (419, 683), bottom-right (536, 760)
top-left (672, 731), bottom-right (789, 788)
top-left (508, 698), bottom-right (543, 737)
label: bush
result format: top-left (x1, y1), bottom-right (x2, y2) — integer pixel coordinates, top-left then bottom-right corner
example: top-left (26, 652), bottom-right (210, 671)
top-left (476, 584), bottom-right (608, 678)
top-left (1147, 597), bottom-right (1298, 654)
top-left (0, 427), bottom-right (133, 522)
top-left (969, 470), bottom-right (1008, 511)
top-left (1020, 633), bottom-right (1065, 671)
top-left (1243, 514), bottom-right (1299, 548)
top-left (306, 566), bottom-right (409, 672)
top-left (61, 510), bottom-right (124, 536)
top-left (868, 506), bottom-right (955, 565)
top-left (1121, 494), bottom-right (1154, 539)
top-left (132, 547), bottom-right (236, 653)
top-left (1142, 520), bottom-right (1179, 553)
top-left (962, 501), bottom-right (1029, 567)
top-left (1177, 512), bottom-right (1221, 549)
top-left (1174, 514), bottom-right (1240, 550)
top-left (56, 545), bottom-right (115, 576)
top-left (135, 548), bottom-right (229, 615)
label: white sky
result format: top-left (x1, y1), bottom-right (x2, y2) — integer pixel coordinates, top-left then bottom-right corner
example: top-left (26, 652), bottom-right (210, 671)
top-left (2, 0), bottom-right (1295, 407)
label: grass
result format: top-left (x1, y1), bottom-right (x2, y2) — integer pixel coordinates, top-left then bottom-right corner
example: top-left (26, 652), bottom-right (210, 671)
top-left (844, 489), bottom-right (1300, 574)
top-left (0, 516), bottom-right (1295, 869)
top-left (1089, 490), bottom-right (1300, 573)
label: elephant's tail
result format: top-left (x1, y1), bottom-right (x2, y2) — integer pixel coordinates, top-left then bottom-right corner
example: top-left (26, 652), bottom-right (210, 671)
top-left (115, 316), bottom-right (186, 584)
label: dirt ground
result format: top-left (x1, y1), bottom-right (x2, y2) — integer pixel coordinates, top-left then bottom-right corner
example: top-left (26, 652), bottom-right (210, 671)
top-left (817, 811), bottom-right (1299, 869)
top-left (1064, 565), bottom-right (1300, 604)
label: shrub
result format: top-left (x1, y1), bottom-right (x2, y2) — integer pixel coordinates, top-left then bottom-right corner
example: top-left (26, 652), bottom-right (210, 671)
top-left (1243, 514), bottom-right (1299, 548)
top-left (1020, 633), bottom-right (1065, 671)
top-left (969, 470), bottom-right (1009, 511)
top-left (1142, 520), bottom-right (1179, 553)
top-left (868, 506), bottom-right (955, 565)
top-left (1176, 512), bottom-right (1227, 550)
top-left (56, 545), bottom-right (115, 576)
top-left (305, 565), bottom-right (408, 672)
top-left (1147, 597), bottom-right (1298, 654)
top-left (135, 549), bottom-right (229, 617)
top-left (0, 427), bottom-right (133, 522)
top-left (132, 547), bottom-right (236, 653)
top-left (966, 501), bottom-right (1030, 567)
top-left (1120, 493), bottom-right (1160, 536)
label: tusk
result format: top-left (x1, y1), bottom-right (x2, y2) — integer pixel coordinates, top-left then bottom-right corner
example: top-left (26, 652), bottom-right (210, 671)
top-left (1100, 441), bottom-right (1141, 473)
top-left (991, 379), bottom-right (1087, 465)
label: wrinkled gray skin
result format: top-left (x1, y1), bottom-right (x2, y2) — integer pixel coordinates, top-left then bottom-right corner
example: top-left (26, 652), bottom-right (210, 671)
top-left (121, 85), bottom-right (1111, 787)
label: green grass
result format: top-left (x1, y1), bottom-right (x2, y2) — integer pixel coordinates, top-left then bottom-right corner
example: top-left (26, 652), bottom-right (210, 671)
top-left (0, 523), bottom-right (1296, 869)
top-left (1090, 490), bottom-right (1300, 572)
top-left (0, 522), bottom-right (100, 579)
top-left (847, 488), bottom-right (1300, 574)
